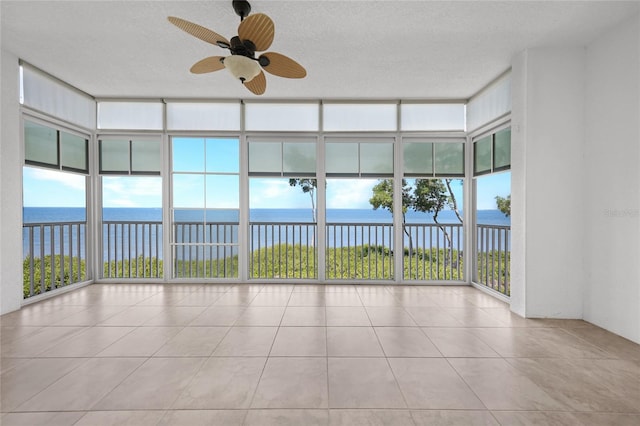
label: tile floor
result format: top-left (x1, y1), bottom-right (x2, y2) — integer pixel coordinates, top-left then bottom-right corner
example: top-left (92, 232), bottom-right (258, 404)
top-left (1, 283), bottom-right (639, 425)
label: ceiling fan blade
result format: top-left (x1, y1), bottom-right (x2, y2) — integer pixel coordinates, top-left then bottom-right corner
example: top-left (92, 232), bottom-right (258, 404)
top-left (244, 71), bottom-right (266, 95)
top-left (260, 52), bottom-right (307, 79)
top-left (168, 16), bottom-right (230, 47)
top-left (190, 56), bottom-right (225, 74)
top-left (238, 13), bottom-right (274, 51)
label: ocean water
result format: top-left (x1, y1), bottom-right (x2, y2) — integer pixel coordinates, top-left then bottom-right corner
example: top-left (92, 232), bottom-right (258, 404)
top-left (22, 207), bottom-right (510, 259)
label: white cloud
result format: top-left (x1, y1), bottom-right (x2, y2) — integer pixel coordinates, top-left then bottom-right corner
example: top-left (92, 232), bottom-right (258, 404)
top-left (327, 179), bottom-right (377, 209)
top-left (29, 168), bottom-right (85, 190)
top-left (102, 176), bottom-right (162, 208)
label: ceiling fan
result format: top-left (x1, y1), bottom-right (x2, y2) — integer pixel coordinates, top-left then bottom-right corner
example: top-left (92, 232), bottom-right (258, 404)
top-left (168, 0), bottom-right (306, 95)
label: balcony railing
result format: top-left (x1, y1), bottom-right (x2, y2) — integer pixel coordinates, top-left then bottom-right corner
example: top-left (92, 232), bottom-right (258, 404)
top-left (172, 222), bottom-right (239, 278)
top-left (403, 223), bottom-right (464, 281)
top-left (326, 223), bottom-right (394, 280)
top-left (23, 221), bottom-right (87, 298)
top-left (103, 221), bottom-right (163, 279)
top-left (476, 224), bottom-right (511, 295)
top-left (250, 222), bottom-right (317, 279)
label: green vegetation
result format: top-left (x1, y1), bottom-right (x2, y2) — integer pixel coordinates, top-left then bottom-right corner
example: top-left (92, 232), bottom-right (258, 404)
top-left (476, 250), bottom-right (511, 295)
top-left (23, 255), bottom-right (86, 298)
top-left (24, 245), bottom-right (510, 298)
top-left (495, 194), bottom-right (511, 217)
top-left (104, 255), bottom-right (163, 279)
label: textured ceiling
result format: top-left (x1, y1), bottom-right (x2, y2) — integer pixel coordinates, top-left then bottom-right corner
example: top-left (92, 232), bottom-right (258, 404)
top-left (2, 1), bottom-right (639, 100)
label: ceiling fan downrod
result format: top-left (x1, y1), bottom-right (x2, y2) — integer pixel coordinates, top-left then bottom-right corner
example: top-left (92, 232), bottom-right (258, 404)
top-left (232, 0), bottom-right (251, 21)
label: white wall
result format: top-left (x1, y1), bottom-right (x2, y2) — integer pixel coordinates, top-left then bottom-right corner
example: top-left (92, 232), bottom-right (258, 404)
top-left (583, 14), bottom-right (640, 343)
top-left (510, 47), bottom-right (587, 319)
top-left (0, 49), bottom-right (24, 314)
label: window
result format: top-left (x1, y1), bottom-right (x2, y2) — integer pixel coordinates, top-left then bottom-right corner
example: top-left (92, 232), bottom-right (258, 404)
top-left (472, 126), bottom-right (511, 176)
top-left (403, 139), bottom-right (465, 177)
top-left (99, 137), bottom-right (161, 175)
top-left (24, 120), bottom-right (89, 174)
top-left (248, 139), bottom-right (316, 176)
top-left (325, 139), bottom-right (394, 177)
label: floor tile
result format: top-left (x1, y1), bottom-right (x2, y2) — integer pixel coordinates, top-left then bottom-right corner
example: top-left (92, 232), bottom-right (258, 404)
top-left (39, 326), bottom-right (134, 357)
top-left (94, 357), bottom-right (205, 410)
top-left (0, 357), bottom-right (82, 412)
top-left (404, 307), bottom-right (463, 327)
top-left (448, 358), bottom-right (566, 411)
top-left (324, 292), bottom-right (363, 306)
top-left (443, 307), bottom-right (509, 327)
top-left (326, 307), bottom-right (371, 326)
top-left (75, 410), bottom-right (165, 426)
top-left (281, 306), bottom-right (326, 326)
top-left (155, 326), bottom-right (228, 356)
top-left (249, 292), bottom-right (292, 306)
top-left (328, 358), bottom-right (406, 408)
top-left (375, 327), bottom-right (441, 357)
top-left (189, 306), bottom-right (247, 326)
top-left (245, 409), bottom-right (329, 426)
top-left (158, 409), bottom-right (246, 425)
top-left (271, 327), bottom-right (327, 356)
top-left (233, 306), bottom-right (285, 326)
top-left (1, 326), bottom-right (84, 357)
top-left (365, 307), bottom-right (418, 326)
top-left (16, 357), bottom-right (144, 411)
top-left (0, 411), bottom-right (86, 426)
top-left (97, 306), bottom-right (165, 326)
top-left (172, 357), bottom-right (266, 409)
top-left (213, 292), bottom-right (257, 306)
top-left (564, 326), bottom-right (640, 360)
top-left (51, 306), bottom-right (127, 326)
top-left (423, 327), bottom-right (500, 357)
top-left (252, 357), bottom-right (329, 408)
top-left (143, 306), bottom-right (207, 325)
top-left (327, 327), bottom-right (384, 357)
top-left (411, 410), bottom-right (499, 425)
top-left (212, 326), bottom-right (277, 356)
top-left (289, 292), bottom-right (327, 306)
top-left (329, 409), bottom-right (415, 425)
top-left (572, 412), bottom-right (640, 426)
top-left (490, 411), bottom-right (581, 426)
top-left (389, 358), bottom-right (485, 409)
top-left (96, 326), bottom-right (181, 357)
top-left (506, 357), bottom-right (640, 413)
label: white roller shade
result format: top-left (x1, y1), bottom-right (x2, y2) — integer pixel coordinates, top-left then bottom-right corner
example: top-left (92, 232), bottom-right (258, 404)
top-left (21, 64), bottom-right (96, 129)
top-left (466, 72), bottom-right (512, 132)
top-left (98, 101), bottom-right (163, 130)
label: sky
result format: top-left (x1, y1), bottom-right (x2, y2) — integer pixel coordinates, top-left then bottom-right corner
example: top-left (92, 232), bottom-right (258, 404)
top-left (23, 166), bottom-right (510, 211)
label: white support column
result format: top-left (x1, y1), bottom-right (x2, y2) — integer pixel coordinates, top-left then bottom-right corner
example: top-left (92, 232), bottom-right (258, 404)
top-left (0, 50), bottom-right (24, 314)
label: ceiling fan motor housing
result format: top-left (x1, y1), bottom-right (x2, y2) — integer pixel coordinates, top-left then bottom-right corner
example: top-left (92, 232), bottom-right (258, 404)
top-left (232, 0), bottom-right (251, 20)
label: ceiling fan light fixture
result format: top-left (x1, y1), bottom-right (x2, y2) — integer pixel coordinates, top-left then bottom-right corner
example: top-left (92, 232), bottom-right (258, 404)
top-left (223, 55), bottom-right (261, 83)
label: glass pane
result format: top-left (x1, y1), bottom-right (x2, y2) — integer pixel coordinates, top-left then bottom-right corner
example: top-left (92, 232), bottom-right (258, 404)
top-left (283, 142), bottom-right (316, 175)
top-left (206, 138), bottom-right (239, 173)
top-left (102, 176), bottom-right (162, 209)
top-left (206, 175), bottom-right (239, 208)
top-left (24, 121), bottom-right (58, 166)
top-left (474, 136), bottom-right (492, 175)
top-left (60, 132), bottom-right (87, 172)
top-left (23, 167), bottom-right (86, 211)
top-left (173, 137), bottom-right (205, 172)
top-left (100, 139), bottom-right (129, 173)
top-left (173, 174), bottom-right (205, 208)
top-left (401, 103), bottom-right (465, 131)
top-left (205, 209), bottom-right (240, 224)
top-left (325, 142), bottom-right (358, 175)
top-left (166, 102), bottom-right (240, 130)
top-left (403, 142), bottom-right (433, 175)
top-left (434, 143), bottom-right (464, 176)
top-left (493, 127), bottom-right (511, 170)
top-left (132, 138), bottom-right (161, 173)
top-left (361, 143), bottom-right (393, 175)
top-left (98, 101), bottom-right (163, 130)
top-left (323, 103), bottom-right (397, 131)
top-left (245, 102), bottom-right (319, 131)
top-left (248, 142), bottom-right (281, 174)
